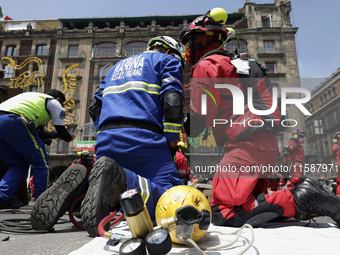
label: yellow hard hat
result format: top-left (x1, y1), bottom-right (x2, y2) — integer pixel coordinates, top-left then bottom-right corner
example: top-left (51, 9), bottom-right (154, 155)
top-left (155, 185), bottom-right (211, 244)
top-left (177, 141), bottom-right (186, 149)
top-left (209, 7), bottom-right (228, 25)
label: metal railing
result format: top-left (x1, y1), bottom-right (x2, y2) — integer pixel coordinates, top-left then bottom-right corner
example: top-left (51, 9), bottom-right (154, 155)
top-left (257, 47), bottom-right (285, 55)
top-left (59, 51), bottom-right (85, 60)
top-left (0, 50), bottom-right (51, 57)
top-left (46, 146), bottom-right (77, 155)
top-left (256, 21), bottom-right (281, 28)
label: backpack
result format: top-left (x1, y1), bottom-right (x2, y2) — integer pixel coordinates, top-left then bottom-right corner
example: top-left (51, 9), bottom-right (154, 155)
top-left (199, 49), bottom-right (287, 137)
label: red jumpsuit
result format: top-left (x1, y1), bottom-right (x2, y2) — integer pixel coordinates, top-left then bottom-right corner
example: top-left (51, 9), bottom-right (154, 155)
top-left (284, 139), bottom-right (305, 182)
top-left (190, 43), bottom-right (296, 226)
top-left (331, 142), bottom-right (340, 195)
top-left (175, 151), bottom-right (190, 184)
top-left (267, 173), bottom-right (285, 191)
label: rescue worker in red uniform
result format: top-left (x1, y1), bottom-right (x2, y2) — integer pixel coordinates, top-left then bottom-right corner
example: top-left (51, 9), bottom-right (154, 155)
top-left (175, 141), bottom-right (190, 185)
top-left (267, 172), bottom-right (285, 191)
top-left (332, 131), bottom-right (340, 195)
top-left (180, 7), bottom-right (340, 227)
top-left (283, 129), bottom-right (306, 186)
top-left (69, 150), bottom-right (95, 175)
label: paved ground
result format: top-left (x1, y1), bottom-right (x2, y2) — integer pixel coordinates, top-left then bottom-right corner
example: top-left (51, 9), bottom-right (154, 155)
top-left (0, 202), bottom-right (92, 255)
top-left (0, 202), bottom-right (337, 255)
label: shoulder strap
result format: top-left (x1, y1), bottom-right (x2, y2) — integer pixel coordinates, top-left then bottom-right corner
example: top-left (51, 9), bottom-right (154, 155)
top-left (195, 49), bottom-right (236, 66)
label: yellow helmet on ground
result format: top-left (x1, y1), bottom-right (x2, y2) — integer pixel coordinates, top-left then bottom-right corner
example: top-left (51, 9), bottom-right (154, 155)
top-left (155, 185), bottom-right (211, 244)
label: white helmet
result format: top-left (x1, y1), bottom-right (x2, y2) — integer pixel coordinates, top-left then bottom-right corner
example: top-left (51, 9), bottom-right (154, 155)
top-left (147, 36), bottom-right (184, 66)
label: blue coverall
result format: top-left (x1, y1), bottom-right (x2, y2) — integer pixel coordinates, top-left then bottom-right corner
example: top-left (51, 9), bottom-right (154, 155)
top-left (93, 50), bottom-right (184, 219)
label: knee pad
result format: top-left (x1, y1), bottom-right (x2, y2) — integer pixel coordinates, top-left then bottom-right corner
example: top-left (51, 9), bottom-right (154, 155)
top-left (212, 193), bottom-right (284, 227)
top-left (233, 193), bottom-right (284, 227)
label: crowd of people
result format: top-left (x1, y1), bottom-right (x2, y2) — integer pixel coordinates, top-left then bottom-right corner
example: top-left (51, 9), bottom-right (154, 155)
top-left (1, 7), bottom-right (340, 241)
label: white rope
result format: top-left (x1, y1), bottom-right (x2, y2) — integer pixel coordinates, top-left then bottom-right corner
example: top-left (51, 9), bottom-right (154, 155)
top-left (179, 223), bottom-right (255, 255)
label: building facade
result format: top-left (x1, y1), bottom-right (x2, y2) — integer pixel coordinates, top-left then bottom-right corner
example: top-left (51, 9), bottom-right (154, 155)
top-left (304, 68), bottom-right (340, 179)
top-left (0, 0), bottom-right (303, 180)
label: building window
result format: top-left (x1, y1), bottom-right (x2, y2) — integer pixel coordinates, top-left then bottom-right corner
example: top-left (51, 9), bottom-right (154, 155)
top-left (264, 40), bottom-right (275, 53)
top-left (69, 45), bottom-right (79, 58)
top-left (31, 86), bottom-right (38, 92)
top-left (99, 65), bottom-right (111, 80)
top-left (262, 16), bottom-right (272, 28)
top-left (6, 45), bottom-right (16, 56)
top-left (265, 62), bottom-right (277, 73)
top-left (320, 95), bottom-right (323, 105)
top-left (3, 64), bottom-right (14, 78)
top-left (33, 62), bottom-right (44, 77)
top-left (36, 45), bottom-right (47, 56)
top-left (94, 43), bottom-right (118, 58)
top-left (125, 42), bottom-right (147, 57)
top-left (224, 39), bottom-right (247, 55)
top-left (57, 139), bottom-right (69, 154)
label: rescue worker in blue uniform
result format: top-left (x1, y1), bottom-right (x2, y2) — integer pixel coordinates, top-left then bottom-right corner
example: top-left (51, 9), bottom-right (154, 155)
top-left (0, 90), bottom-right (75, 209)
top-left (79, 36), bottom-right (185, 236)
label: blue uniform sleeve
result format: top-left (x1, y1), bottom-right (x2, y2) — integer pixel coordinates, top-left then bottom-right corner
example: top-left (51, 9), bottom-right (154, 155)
top-left (92, 79), bottom-right (106, 131)
top-left (159, 56), bottom-right (184, 142)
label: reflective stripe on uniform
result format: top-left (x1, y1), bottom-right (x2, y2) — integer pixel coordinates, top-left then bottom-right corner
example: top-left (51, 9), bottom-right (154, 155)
top-left (178, 169), bottom-right (187, 174)
top-left (163, 122), bottom-right (181, 133)
top-left (138, 175), bottom-right (150, 204)
top-left (103, 81), bottom-right (160, 96)
top-left (162, 76), bottom-right (183, 88)
top-left (21, 117), bottom-right (49, 183)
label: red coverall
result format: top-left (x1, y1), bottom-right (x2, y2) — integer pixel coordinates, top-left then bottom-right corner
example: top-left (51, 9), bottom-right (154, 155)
top-left (331, 142), bottom-right (340, 195)
top-left (267, 173), bottom-right (285, 191)
top-left (175, 151), bottom-right (190, 184)
top-left (284, 139), bottom-right (305, 183)
top-left (190, 45), bottom-right (296, 226)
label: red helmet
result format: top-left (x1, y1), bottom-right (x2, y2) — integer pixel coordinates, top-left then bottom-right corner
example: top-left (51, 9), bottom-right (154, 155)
top-left (179, 8), bottom-right (228, 64)
top-left (334, 131), bottom-right (340, 140)
top-left (292, 129), bottom-right (306, 138)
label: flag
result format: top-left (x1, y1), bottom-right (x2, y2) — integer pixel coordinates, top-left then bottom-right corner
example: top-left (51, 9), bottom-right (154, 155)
top-left (0, 7), bottom-right (13, 20)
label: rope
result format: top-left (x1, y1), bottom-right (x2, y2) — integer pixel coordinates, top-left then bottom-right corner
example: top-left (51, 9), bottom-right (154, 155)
top-left (179, 223), bottom-right (255, 255)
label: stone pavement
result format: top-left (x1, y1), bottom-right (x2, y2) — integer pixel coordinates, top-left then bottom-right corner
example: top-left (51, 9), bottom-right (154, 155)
top-left (0, 201), bottom-right (337, 255)
top-left (0, 202), bottom-right (92, 255)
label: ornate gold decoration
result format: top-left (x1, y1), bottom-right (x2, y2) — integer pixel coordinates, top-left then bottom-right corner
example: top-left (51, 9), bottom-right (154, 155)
top-left (1, 57), bottom-right (45, 91)
top-left (62, 64), bottom-right (79, 126)
top-left (45, 64), bottom-right (79, 132)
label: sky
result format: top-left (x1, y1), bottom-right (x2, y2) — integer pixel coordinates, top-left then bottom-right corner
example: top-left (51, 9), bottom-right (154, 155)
top-left (1, 0), bottom-right (339, 91)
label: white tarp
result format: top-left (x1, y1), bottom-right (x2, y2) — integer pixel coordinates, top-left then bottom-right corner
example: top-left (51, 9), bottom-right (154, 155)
top-left (69, 219), bottom-right (340, 255)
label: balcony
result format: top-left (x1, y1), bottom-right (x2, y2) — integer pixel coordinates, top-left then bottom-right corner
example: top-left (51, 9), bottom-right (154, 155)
top-left (257, 47), bottom-right (285, 57)
top-left (46, 146), bottom-right (77, 155)
top-left (256, 21), bottom-right (282, 28)
top-left (59, 51), bottom-right (85, 61)
top-left (0, 50), bottom-right (51, 58)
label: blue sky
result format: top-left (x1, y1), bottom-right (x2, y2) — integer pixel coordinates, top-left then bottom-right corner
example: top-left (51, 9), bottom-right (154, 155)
top-left (1, 0), bottom-right (339, 88)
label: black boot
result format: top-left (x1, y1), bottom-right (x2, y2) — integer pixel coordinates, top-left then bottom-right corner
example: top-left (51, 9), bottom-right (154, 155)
top-left (30, 164), bottom-right (89, 230)
top-left (81, 156), bottom-right (127, 237)
top-left (293, 177), bottom-right (340, 225)
top-left (0, 197), bottom-right (16, 209)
